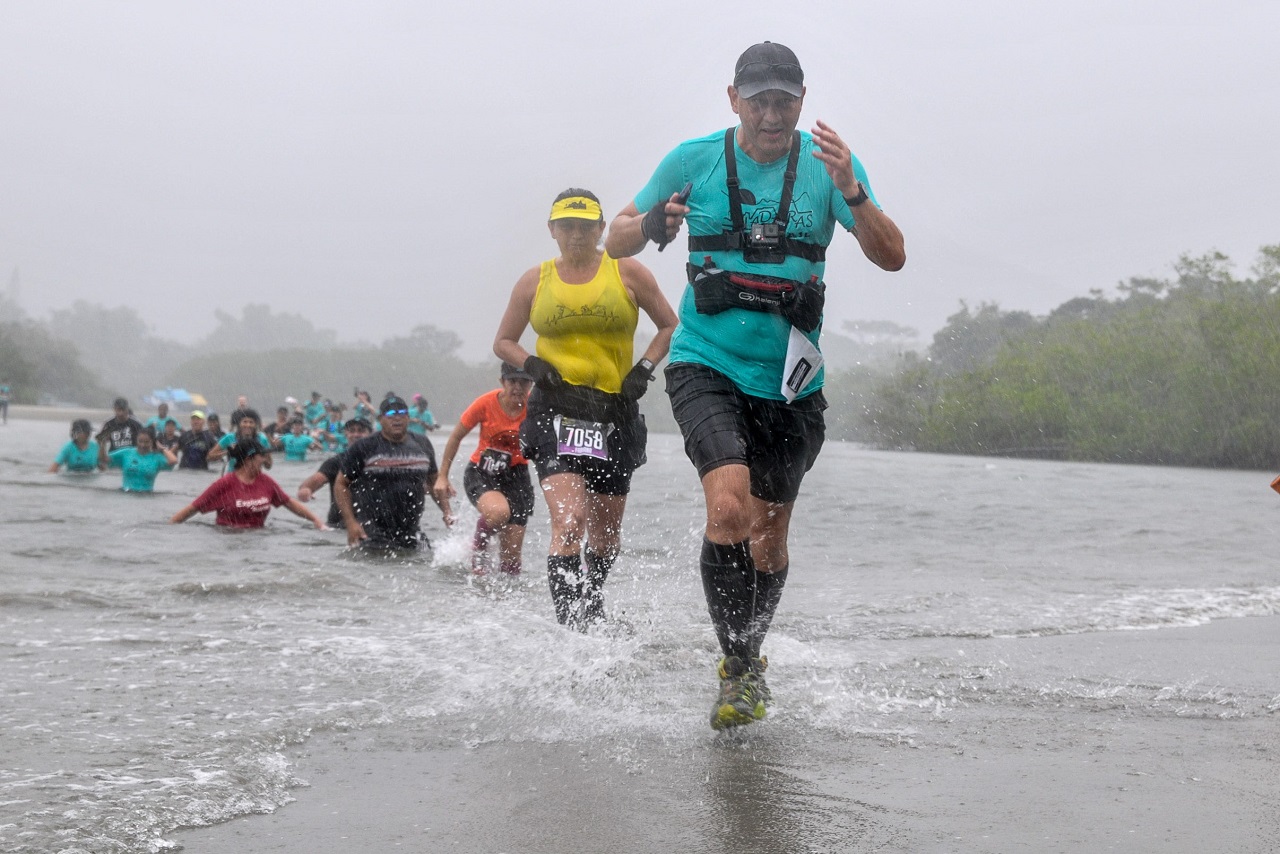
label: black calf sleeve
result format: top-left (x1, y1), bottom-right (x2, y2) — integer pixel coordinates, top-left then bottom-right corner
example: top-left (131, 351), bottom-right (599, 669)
top-left (699, 538), bottom-right (756, 660)
top-left (748, 565), bottom-right (788, 659)
top-left (582, 548), bottom-right (617, 624)
top-left (546, 554), bottom-right (582, 626)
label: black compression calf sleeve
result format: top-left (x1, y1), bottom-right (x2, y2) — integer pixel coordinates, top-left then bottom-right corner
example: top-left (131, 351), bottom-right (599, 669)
top-left (748, 564), bottom-right (788, 660)
top-left (582, 548), bottom-right (617, 624)
top-left (546, 554), bottom-right (582, 627)
top-left (700, 538), bottom-right (756, 660)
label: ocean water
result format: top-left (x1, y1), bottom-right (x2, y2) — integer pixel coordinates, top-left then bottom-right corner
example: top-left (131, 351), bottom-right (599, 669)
top-left (2, 417), bottom-right (1278, 853)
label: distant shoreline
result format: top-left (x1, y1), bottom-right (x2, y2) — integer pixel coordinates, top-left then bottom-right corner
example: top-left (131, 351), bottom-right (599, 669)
top-left (6, 404), bottom-right (115, 423)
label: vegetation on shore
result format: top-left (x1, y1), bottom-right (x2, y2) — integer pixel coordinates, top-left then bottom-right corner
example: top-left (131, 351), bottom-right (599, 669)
top-left (827, 245), bottom-right (1280, 469)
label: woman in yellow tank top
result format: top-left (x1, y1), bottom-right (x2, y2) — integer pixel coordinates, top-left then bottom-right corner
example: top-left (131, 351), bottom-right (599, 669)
top-left (495, 188), bottom-right (677, 630)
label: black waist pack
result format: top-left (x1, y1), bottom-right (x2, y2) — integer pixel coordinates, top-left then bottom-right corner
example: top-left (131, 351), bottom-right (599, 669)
top-left (688, 262), bottom-right (826, 333)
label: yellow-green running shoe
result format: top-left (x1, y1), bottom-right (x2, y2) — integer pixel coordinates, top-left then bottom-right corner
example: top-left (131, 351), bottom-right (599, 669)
top-left (710, 655), bottom-right (769, 731)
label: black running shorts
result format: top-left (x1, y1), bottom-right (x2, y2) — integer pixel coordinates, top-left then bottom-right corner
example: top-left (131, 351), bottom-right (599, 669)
top-left (519, 387), bottom-right (646, 497)
top-left (462, 462), bottom-right (535, 526)
top-left (665, 361), bottom-right (826, 504)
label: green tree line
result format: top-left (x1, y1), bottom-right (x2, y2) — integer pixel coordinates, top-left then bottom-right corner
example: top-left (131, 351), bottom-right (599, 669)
top-left (833, 245), bottom-right (1280, 469)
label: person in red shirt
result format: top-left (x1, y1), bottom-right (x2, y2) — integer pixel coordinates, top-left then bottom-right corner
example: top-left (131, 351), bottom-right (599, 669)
top-left (432, 363), bottom-right (534, 575)
top-left (170, 439), bottom-right (325, 529)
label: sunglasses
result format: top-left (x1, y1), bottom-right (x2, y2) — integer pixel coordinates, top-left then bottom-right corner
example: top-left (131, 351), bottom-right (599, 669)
top-left (382, 408), bottom-right (409, 416)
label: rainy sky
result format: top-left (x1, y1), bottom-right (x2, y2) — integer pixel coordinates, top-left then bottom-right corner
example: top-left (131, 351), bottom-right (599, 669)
top-left (2, 0), bottom-right (1276, 357)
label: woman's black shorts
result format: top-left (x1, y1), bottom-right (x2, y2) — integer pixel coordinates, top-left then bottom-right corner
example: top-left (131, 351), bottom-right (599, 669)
top-left (462, 462), bottom-right (535, 526)
top-left (519, 384), bottom-right (647, 497)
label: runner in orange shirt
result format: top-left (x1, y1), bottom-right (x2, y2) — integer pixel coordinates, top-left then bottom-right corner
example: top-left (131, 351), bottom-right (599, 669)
top-left (432, 363), bottom-right (535, 575)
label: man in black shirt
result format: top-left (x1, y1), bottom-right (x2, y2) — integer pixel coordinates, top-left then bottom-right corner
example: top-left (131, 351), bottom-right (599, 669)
top-left (176, 410), bottom-right (218, 470)
top-left (336, 397), bottom-right (453, 550)
top-left (97, 397), bottom-right (144, 453)
top-left (295, 418), bottom-right (373, 526)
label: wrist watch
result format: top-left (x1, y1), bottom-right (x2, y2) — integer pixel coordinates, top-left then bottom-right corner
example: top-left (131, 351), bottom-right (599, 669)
top-left (637, 358), bottom-right (656, 377)
top-left (844, 182), bottom-right (869, 208)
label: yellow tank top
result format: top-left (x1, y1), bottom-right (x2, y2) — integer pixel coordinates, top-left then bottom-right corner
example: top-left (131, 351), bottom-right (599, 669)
top-left (530, 253), bottom-right (638, 394)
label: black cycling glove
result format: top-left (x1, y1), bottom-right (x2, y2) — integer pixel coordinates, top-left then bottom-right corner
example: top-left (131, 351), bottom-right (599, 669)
top-left (620, 360), bottom-right (655, 401)
top-left (640, 200), bottom-right (673, 251)
top-left (522, 355), bottom-right (563, 388)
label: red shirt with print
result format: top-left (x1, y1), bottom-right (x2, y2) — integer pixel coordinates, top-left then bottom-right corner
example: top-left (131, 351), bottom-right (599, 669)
top-left (191, 472), bottom-right (291, 528)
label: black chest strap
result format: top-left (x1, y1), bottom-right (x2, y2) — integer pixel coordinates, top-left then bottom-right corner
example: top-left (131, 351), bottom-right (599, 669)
top-left (687, 128), bottom-right (827, 263)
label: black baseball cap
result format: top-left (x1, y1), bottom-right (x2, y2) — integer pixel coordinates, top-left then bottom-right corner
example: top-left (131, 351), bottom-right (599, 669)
top-left (733, 42), bottom-right (804, 99)
top-left (501, 362), bottom-right (533, 380)
top-left (380, 395), bottom-right (409, 415)
top-left (228, 438), bottom-right (263, 465)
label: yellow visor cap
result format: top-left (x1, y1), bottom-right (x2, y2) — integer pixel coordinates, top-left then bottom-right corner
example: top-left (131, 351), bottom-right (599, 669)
top-left (549, 196), bottom-right (603, 221)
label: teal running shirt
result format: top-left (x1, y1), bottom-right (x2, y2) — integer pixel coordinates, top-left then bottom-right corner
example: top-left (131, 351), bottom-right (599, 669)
top-left (56, 440), bottom-right (100, 473)
top-left (108, 447), bottom-right (173, 492)
top-left (634, 127), bottom-right (879, 400)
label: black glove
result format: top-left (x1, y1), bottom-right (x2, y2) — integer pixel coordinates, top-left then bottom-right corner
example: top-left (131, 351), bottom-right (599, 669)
top-left (640, 200), bottom-right (673, 251)
top-left (620, 360), bottom-right (655, 401)
top-left (523, 355), bottom-right (563, 388)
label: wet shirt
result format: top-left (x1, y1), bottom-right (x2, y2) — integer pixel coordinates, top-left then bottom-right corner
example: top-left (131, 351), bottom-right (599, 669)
top-left (530, 252), bottom-right (637, 394)
top-left (217, 431), bottom-right (272, 471)
top-left (280, 433), bottom-right (319, 462)
top-left (98, 417), bottom-right (144, 453)
top-left (55, 440), bottom-right (100, 473)
top-left (340, 433), bottom-right (438, 547)
top-left (107, 447), bottom-right (173, 492)
top-left (408, 405), bottom-right (435, 435)
top-left (317, 453), bottom-right (345, 526)
top-left (177, 429), bottom-right (217, 470)
top-left (145, 415), bottom-right (181, 433)
top-left (305, 401), bottom-right (326, 424)
top-left (459, 390), bottom-right (528, 468)
top-left (634, 127), bottom-right (878, 400)
top-left (191, 472), bottom-right (291, 528)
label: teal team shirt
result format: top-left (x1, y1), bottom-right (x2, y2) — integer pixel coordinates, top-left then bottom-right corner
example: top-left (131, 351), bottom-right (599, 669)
top-left (217, 432), bottom-right (272, 470)
top-left (56, 440), bottom-right (100, 473)
top-left (280, 433), bottom-right (319, 461)
top-left (407, 406), bottom-right (434, 435)
top-left (305, 402), bottom-right (326, 424)
top-left (108, 447), bottom-right (173, 492)
top-left (145, 415), bottom-right (181, 432)
top-left (634, 127), bottom-right (878, 401)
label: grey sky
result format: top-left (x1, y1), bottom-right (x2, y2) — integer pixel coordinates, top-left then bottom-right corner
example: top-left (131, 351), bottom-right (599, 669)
top-left (2, 0), bottom-right (1276, 358)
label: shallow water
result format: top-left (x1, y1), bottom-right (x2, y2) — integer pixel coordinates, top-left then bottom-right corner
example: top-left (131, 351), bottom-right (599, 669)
top-left (2, 418), bottom-right (1278, 853)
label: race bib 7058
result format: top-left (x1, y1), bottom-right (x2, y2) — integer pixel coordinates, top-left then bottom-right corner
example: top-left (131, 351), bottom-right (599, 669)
top-left (554, 416), bottom-right (611, 460)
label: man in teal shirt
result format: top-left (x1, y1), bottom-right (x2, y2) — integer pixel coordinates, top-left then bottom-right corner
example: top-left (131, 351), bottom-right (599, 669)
top-left (304, 392), bottom-right (327, 426)
top-left (606, 42), bottom-right (905, 731)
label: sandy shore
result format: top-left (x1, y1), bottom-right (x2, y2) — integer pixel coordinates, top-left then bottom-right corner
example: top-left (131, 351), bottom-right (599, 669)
top-left (174, 616), bottom-right (1279, 854)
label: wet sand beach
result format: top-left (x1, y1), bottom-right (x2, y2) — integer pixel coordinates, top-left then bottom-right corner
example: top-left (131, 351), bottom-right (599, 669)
top-left (178, 616), bottom-right (1279, 854)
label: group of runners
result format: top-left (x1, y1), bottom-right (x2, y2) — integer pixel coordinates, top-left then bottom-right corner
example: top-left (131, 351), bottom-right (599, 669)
top-left (45, 43), bottom-right (905, 731)
top-left (463, 41), bottom-right (904, 730)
